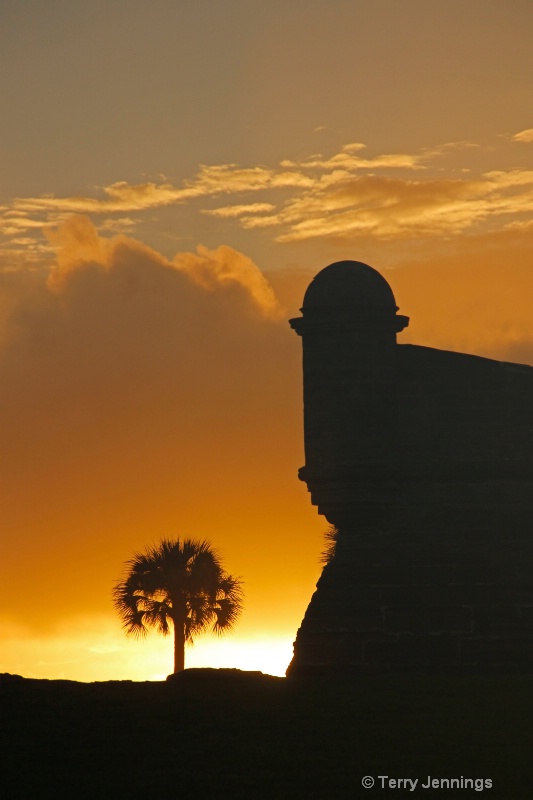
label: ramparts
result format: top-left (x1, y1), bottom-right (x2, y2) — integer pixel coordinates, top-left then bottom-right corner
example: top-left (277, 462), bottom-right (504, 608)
top-left (287, 261), bottom-right (533, 676)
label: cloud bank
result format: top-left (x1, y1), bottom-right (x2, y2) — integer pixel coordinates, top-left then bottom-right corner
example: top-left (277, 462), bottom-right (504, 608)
top-left (0, 217), bottom-right (318, 641)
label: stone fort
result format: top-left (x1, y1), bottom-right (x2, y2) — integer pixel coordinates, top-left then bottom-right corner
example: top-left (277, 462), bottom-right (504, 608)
top-left (287, 260), bottom-right (533, 676)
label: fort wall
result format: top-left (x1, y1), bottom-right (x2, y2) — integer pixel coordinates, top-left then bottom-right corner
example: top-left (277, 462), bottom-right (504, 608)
top-left (287, 261), bottom-right (533, 676)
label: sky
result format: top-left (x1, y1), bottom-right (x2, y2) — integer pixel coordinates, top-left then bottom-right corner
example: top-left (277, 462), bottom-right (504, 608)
top-left (1, 0), bottom-right (533, 680)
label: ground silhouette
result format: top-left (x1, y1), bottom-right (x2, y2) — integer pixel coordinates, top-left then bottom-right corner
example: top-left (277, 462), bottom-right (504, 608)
top-left (2, 670), bottom-right (533, 798)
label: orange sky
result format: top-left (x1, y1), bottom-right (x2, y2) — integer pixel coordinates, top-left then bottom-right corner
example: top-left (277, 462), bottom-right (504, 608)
top-left (1, 0), bottom-right (533, 679)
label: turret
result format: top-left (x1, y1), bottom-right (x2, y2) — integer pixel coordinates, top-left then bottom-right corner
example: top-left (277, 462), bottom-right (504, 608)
top-left (289, 260), bottom-right (408, 525)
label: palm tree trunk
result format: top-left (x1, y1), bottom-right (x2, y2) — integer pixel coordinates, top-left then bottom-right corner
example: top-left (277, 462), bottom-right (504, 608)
top-left (173, 620), bottom-right (186, 673)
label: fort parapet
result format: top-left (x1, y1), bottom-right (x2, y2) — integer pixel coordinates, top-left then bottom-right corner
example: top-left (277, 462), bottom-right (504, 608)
top-left (287, 260), bottom-right (533, 676)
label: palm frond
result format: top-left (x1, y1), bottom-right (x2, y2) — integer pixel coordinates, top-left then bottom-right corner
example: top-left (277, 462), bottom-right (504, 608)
top-left (320, 525), bottom-right (339, 565)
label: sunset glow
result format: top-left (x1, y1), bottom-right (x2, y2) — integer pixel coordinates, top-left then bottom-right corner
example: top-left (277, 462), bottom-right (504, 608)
top-left (2, 0), bottom-right (533, 682)
top-left (0, 618), bottom-right (294, 681)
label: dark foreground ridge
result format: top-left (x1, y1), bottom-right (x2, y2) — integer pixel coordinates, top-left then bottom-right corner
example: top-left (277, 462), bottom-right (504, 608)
top-left (2, 669), bottom-right (533, 799)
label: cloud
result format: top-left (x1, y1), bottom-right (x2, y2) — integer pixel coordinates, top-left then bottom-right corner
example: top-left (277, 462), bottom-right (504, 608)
top-left (11, 165), bottom-right (311, 220)
top-left (184, 140), bottom-right (533, 245)
top-left (0, 212), bottom-right (51, 236)
top-left (15, 181), bottom-right (194, 216)
top-left (3, 134), bottom-right (533, 266)
top-left (278, 141), bottom-right (427, 172)
top-left (44, 215), bottom-right (114, 288)
top-left (239, 168), bottom-right (533, 243)
top-left (341, 143), bottom-right (367, 153)
top-left (283, 150), bottom-right (426, 172)
top-left (0, 163), bottom-right (313, 261)
top-left (243, 176), bottom-right (476, 240)
top-left (44, 216), bottom-right (281, 319)
top-left (512, 128), bottom-right (533, 143)
top-left (99, 217), bottom-right (138, 233)
top-left (172, 243), bottom-right (283, 318)
top-left (202, 202), bottom-right (276, 218)
top-left (190, 164), bottom-right (313, 195)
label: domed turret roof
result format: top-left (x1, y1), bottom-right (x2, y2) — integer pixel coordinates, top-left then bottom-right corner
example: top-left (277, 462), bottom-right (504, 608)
top-left (302, 260), bottom-right (398, 310)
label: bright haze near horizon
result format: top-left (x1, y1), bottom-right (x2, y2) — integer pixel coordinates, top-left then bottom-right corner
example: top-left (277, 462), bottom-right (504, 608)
top-left (2, 0), bottom-right (533, 680)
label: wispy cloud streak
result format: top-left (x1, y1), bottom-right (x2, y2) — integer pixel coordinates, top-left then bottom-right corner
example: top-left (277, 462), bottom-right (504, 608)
top-left (2, 131), bottom-right (533, 261)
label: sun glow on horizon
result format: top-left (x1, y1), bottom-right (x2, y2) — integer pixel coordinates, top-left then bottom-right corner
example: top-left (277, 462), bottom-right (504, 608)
top-left (0, 617), bottom-right (294, 682)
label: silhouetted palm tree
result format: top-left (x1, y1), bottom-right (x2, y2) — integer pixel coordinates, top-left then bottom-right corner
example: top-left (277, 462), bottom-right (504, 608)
top-left (113, 538), bottom-right (244, 673)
